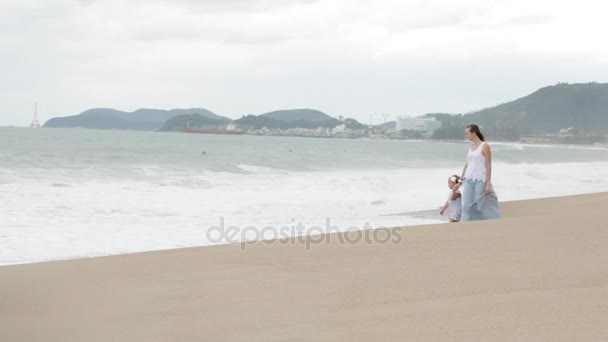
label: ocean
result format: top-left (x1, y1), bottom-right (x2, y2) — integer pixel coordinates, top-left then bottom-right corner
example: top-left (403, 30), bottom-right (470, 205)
top-left (2, 127), bottom-right (608, 265)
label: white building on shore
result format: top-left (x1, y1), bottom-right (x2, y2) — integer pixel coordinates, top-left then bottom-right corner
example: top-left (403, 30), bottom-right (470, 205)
top-left (396, 116), bottom-right (442, 136)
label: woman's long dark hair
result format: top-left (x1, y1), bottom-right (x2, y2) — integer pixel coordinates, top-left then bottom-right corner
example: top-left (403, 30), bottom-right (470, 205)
top-left (466, 124), bottom-right (485, 141)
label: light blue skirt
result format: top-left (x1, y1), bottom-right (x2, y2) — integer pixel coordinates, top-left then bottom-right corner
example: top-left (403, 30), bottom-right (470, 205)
top-left (461, 179), bottom-right (501, 221)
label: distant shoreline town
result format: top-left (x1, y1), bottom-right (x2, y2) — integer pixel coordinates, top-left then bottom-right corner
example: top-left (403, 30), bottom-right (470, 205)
top-left (38, 82), bottom-right (608, 145)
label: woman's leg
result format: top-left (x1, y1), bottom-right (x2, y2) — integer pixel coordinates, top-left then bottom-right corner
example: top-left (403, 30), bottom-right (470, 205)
top-left (464, 180), bottom-right (487, 221)
top-left (467, 180), bottom-right (483, 220)
top-left (460, 180), bottom-right (475, 221)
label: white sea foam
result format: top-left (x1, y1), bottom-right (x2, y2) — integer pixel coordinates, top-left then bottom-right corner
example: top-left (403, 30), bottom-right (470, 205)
top-left (2, 161), bottom-right (608, 265)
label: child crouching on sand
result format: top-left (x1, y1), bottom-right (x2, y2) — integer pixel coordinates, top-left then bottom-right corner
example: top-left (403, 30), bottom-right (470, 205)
top-left (440, 175), bottom-right (463, 223)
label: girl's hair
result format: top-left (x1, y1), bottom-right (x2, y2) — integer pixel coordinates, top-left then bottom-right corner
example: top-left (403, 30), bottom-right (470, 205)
top-left (466, 124), bottom-right (485, 141)
top-left (449, 175), bottom-right (461, 184)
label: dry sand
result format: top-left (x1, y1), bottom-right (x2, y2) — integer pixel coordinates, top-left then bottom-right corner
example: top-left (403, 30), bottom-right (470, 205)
top-left (1, 193), bottom-right (607, 341)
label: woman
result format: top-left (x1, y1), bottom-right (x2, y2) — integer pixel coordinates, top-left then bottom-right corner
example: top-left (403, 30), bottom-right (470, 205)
top-left (454, 124), bottom-right (501, 221)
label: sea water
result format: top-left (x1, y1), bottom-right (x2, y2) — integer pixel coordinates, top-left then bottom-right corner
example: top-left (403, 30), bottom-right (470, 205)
top-left (1, 127), bottom-right (607, 264)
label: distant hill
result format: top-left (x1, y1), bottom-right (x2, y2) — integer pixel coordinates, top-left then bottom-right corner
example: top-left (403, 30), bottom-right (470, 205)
top-left (377, 121), bottom-right (396, 130)
top-left (259, 109), bottom-right (335, 123)
top-left (43, 83), bottom-right (608, 140)
top-left (233, 115), bottom-right (288, 130)
top-left (431, 83), bottom-right (608, 140)
top-left (44, 108), bottom-right (227, 130)
top-left (160, 114), bottom-right (231, 132)
top-left (343, 118), bottom-right (367, 130)
top-left (234, 109), bottom-right (342, 129)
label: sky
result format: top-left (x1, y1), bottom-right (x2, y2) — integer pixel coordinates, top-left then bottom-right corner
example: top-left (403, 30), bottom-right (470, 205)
top-left (1, 0), bottom-right (608, 126)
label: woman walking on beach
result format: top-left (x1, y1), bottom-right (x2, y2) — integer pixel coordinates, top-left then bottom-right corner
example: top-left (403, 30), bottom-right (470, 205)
top-left (454, 124), bottom-right (501, 221)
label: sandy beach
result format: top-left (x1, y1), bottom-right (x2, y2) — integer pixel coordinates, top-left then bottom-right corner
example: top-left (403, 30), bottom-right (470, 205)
top-left (1, 192), bottom-right (607, 341)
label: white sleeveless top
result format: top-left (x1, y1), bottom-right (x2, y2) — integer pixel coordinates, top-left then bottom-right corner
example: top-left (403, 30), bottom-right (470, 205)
top-left (464, 142), bottom-right (487, 182)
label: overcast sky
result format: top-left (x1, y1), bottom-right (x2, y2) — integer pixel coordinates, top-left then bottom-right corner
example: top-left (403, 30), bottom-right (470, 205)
top-left (1, 0), bottom-right (607, 126)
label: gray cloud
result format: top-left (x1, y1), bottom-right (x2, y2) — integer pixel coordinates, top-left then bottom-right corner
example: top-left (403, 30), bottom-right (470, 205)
top-left (505, 14), bottom-right (553, 26)
top-left (154, 0), bottom-right (319, 13)
top-left (0, 0), bottom-right (607, 126)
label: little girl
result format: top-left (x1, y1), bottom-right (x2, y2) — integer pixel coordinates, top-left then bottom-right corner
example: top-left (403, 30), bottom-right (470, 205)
top-left (440, 175), bottom-right (463, 223)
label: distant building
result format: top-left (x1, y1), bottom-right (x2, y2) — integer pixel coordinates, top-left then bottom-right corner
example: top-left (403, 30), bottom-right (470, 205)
top-left (396, 117), bottom-right (424, 131)
top-left (332, 124), bottom-right (346, 135)
top-left (396, 117), bottom-right (442, 137)
top-left (560, 127), bottom-right (574, 135)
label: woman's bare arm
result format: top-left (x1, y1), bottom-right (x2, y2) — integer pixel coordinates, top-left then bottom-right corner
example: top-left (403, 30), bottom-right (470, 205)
top-left (482, 144), bottom-right (492, 185)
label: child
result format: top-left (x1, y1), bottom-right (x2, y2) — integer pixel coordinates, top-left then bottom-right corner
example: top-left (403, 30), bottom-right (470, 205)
top-left (440, 175), bottom-right (462, 223)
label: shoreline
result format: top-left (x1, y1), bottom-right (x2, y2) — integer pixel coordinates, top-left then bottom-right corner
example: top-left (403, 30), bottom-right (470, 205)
top-left (2, 192), bottom-right (607, 341)
top-left (0, 192), bottom-right (603, 267)
top-left (4, 127), bottom-right (606, 147)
